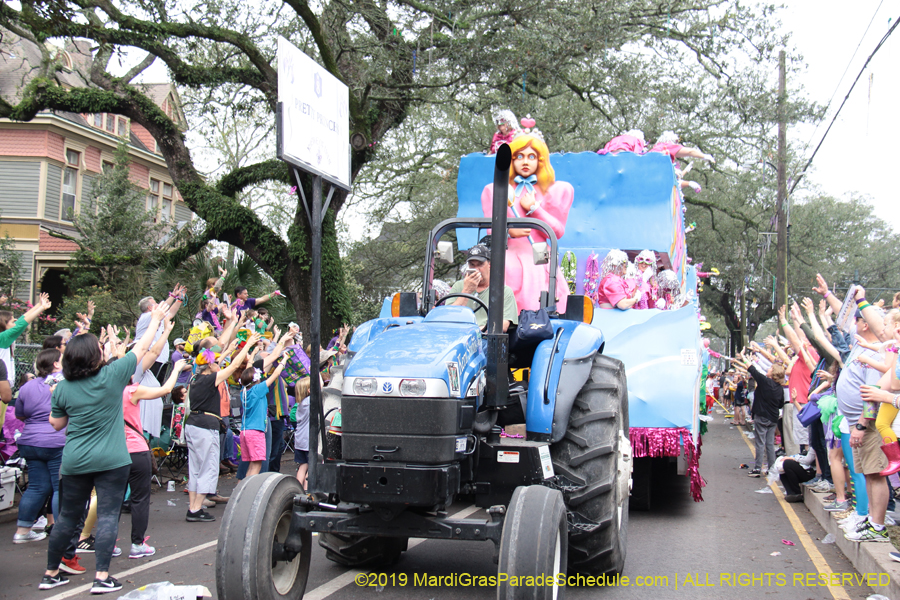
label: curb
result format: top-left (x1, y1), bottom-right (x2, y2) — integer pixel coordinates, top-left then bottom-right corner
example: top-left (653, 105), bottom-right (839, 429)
top-left (804, 486), bottom-right (900, 597)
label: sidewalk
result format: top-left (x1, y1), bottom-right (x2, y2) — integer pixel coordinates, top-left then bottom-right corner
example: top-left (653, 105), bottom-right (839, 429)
top-left (803, 486), bottom-right (900, 598)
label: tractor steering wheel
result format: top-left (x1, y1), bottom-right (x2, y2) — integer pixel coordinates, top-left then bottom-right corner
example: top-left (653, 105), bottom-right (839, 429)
top-left (435, 293), bottom-right (489, 320)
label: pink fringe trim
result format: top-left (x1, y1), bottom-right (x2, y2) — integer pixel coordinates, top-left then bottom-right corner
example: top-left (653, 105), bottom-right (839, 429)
top-left (629, 427), bottom-right (705, 502)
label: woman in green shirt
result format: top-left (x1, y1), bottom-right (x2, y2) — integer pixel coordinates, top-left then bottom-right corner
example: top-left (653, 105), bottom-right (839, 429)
top-left (40, 303), bottom-right (168, 594)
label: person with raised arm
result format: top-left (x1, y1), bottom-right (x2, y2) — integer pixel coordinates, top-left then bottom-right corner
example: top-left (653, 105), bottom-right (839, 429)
top-left (40, 302), bottom-right (167, 593)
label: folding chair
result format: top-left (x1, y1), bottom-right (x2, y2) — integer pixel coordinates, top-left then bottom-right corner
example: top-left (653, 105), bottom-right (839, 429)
top-left (156, 405), bottom-right (189, 479)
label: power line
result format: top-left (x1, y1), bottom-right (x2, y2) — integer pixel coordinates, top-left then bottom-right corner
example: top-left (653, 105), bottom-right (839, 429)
top-left (790, 14), bottom-right (900, 195)
top-left (801, 0), bottom-right (884, 155)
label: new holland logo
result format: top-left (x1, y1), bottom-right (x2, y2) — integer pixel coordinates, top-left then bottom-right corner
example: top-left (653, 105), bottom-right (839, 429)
top-left (382, 381), bottom-right (393, 393)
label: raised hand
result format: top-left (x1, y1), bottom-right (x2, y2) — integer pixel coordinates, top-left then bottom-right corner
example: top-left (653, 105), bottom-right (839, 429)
top-left (151, 302), bottom-right (168, 321)
top-left (86, 300), bottom-right (96, 319)
top-left (247, 332), bottom-right (262, 347)
top-left (38, 292), bottom-right (52, 311)
top-left (855, 286), bottom-right (866, 301)
top-left (854, 334), bottom-right (880, 351)
top-left (801, 297), bottom-right (815, 314)
top-left (777, 305), bottom-right (787, 322)
top-left (813, 273), bottom-right (829, 296)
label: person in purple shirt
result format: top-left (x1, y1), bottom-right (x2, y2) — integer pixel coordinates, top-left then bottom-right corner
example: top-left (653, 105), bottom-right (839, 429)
top-left (170, 338), bottom-right (194, 386)
top-left (230, 286), bottom-right (280, 316)
top-left (13, 349), bottom-right (66, 544)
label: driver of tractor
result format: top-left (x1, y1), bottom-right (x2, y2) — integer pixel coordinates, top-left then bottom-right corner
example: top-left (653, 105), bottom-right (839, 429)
top-left (449, 244), bottom-right (518, 333)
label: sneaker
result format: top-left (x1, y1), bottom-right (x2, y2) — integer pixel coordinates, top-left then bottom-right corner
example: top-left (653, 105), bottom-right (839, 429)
top-left (843, 516), bottom-right (870, 534)
top-left (823, 493), bottom-right (837, 502)
top-left (833, 509), bottom-right (853, 521)
top-left (890, 551), bottom-right (900, 563)
top-left (76, 535), bottom-right (95, 553)
top-left (811, 479), bottom-right (834, 493)
top-left (202, 499), bottom-right (216, 508)
top-left (886, 514), bottom-right (897, 527)
top-left (112, 546), bottom-right (122, 557)
top-left (13, 530), bottom-right (47, 544)
top-left (129, 542), bottom-right (156, 559)
top-left (824, 500), bottom-right (851, 512)
top-left (39, 574), bottom-right (69, 590)
top-left (32, 516), bottom-right (48, 530)
top-left (186, 509), bottom-right (216, 522)
top-left (802, 475), bottom-right (822, 487)
top-left (59, 555), bottom-right (87, 575)
top-left (748, 469), bottom-right (762, 477)
top-left (783, 494), bottom-right (803, 503)
top-left (90, 576), bottom-right (123, 594)
top-left (845, 521), bottom-right (890, 542)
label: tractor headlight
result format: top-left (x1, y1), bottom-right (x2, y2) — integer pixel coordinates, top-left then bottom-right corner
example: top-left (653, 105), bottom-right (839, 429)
top-left (399, 379), bottom-right (427, 396)
top-left (352, 377), bottom-right (377, 395)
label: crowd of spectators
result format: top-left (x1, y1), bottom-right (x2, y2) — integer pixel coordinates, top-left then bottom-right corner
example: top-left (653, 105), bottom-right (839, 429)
top-left (721, 276), bottom-right (900, 544)
top-left (0, 272), bottom-right (337, 594)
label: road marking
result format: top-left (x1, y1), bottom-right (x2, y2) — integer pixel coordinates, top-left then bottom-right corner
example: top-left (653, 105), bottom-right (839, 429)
top-left (44, 540), bottom-right (218, 600)
top-left (738, 428), bottom-right (851, 600)
top-left (304, 503), bottom-right (481, 600)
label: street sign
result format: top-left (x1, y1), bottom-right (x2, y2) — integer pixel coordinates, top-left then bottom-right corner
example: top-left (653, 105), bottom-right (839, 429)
top-left (277, 36), bottom-right (351, 191)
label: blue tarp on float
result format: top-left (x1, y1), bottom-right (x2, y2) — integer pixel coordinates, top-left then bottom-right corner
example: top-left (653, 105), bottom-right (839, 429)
top-left (456, 149), bottom-right (699, 435)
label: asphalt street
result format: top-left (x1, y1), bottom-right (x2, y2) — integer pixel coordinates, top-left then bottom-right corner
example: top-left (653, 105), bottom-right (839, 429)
top-left (0, 413), bottom-right (880, 600)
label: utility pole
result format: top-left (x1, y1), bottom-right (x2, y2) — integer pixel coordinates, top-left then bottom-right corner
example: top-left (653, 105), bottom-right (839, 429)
top-left (775, 50), bottom-right (788, 310)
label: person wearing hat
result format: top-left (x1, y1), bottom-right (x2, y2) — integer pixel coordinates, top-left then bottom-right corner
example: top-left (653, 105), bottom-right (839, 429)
top-left (170, 338), bottom-right (193, 387)
top-left (448, 244), bottom-right (518, 333)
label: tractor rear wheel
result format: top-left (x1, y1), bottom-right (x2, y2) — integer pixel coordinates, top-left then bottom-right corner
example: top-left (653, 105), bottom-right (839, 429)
top-left (550, 353), bottom-right (631, 576)
top-left (497, 485), bottom-right (567, 600)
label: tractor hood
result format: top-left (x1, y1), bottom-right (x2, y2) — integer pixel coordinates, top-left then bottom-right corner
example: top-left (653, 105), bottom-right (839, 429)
top-left (343, 321), bottom-right (485, 398)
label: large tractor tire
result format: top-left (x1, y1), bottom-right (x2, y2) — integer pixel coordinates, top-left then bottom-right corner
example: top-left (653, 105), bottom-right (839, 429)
top-left (497, 485), bottom-right (568, 600)
top-left (550, 353), bottom-right (631, 576)
top-left (217, 473), bottom-right (311, 600)
top-left (319, 533), bottom-right (408, 568)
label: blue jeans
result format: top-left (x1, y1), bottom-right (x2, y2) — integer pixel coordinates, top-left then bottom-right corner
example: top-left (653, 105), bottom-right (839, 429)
top-left (236, 425), bottom-right (272, 480)
top-left (17, 445), bottom-right (63, 527)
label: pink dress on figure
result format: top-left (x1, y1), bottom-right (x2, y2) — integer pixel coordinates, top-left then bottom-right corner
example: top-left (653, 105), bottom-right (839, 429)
top-left (597, 135), bottom-right (645, 155)
top-left (481, 181), bottom-right (573, 313)
top-left (489, 132), bottom-right (516, 154)
top-left (650, 142), bottom-right (684, 164)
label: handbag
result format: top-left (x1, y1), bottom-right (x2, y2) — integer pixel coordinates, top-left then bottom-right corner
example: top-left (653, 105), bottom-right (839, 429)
top-left (514, 308), bottom-right (555, 345)
top-left (797, 401), bottom-right (822, 427)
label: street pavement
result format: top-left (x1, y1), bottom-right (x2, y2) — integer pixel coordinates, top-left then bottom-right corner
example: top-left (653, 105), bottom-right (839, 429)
top-left (0, 413), bottom-right (880, 599)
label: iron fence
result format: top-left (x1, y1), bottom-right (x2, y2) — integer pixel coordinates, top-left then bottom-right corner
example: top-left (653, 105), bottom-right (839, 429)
top-left (12, 343), bottom-right (41, 390)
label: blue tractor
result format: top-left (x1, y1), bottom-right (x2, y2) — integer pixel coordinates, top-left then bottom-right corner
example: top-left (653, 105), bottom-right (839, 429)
top-left (215, 146), bottom-right (632, 600)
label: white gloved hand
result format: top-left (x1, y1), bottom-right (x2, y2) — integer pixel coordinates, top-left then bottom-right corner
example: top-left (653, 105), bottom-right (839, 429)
top-left (642, 269), bottom-right (653, 282)
top-left (702, 153), bottom-right (716, 164)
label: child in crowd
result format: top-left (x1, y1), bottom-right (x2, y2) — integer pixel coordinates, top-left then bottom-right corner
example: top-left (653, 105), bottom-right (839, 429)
top-left (293, 377), bottom-right (312, 490)
top-left (239, 354), bottom-right (289, 477)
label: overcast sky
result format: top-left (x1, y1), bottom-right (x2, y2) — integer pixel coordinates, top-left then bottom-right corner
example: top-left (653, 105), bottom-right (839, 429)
top-left (780, 0), bottom-right (900, 231)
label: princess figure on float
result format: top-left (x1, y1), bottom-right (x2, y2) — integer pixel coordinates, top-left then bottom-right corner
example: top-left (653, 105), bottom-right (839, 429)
top-left (480, 117), bottom-right (573, 313)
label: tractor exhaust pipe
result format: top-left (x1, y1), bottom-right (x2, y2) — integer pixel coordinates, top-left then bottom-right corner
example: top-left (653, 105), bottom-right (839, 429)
top-left (483, 144), bottom-right (510, 410)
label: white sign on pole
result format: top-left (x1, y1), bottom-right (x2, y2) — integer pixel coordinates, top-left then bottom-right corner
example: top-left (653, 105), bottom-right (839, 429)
top-left (277, 36), bottom-right (351, 190)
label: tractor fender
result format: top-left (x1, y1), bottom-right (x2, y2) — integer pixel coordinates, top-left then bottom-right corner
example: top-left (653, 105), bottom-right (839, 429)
top-left (525, 321), bottom-right (604, 442)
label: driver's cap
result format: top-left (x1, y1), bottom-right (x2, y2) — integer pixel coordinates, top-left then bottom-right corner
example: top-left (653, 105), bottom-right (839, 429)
top-left (466, 244), bottom-right (490, 263)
